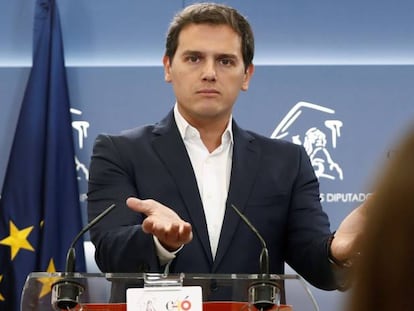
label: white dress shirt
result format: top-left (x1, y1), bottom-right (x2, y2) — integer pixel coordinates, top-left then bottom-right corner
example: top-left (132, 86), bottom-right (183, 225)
top-left (154, 104), bottom-right (233, 264)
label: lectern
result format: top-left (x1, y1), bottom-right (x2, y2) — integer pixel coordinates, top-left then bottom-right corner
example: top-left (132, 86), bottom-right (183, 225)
top-left (21, 272), bottom-right (319, 310)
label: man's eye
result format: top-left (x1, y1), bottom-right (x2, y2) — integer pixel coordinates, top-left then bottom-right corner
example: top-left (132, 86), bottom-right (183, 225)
top-left (186, 56), bottom-right (200, 63)
top-left (219, 58), bottom-right (234, 66)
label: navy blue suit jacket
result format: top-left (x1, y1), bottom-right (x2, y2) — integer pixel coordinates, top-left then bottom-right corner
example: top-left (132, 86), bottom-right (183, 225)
top-left (87, 110), bottom-right (337, 290)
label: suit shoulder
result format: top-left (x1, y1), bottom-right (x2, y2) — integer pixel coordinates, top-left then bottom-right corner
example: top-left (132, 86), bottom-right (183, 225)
top-left (246, 130), bottom-right (303, 152)
top-left (96, 124), bottom-right (155, 143)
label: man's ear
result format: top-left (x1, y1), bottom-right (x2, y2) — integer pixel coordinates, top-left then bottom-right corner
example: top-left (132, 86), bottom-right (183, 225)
top-left (241, 64), bottom-right (254, 91)
top-left (163, 55), bottom-right (172, 83)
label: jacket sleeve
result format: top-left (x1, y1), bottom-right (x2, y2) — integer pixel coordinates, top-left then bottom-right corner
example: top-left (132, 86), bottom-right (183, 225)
top-left (87, 134), bottom-right (160, 273)
top-left (285, 145), bottom-right (337, 290)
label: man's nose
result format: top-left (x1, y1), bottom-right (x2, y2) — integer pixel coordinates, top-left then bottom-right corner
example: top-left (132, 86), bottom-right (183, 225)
top-left (201, 60), bottom-right (217, 81)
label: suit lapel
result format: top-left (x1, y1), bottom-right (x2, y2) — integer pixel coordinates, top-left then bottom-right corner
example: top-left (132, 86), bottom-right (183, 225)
top-left (151, 111), bottom-right (213, 264)
top-left (213, 123), bottom-right (261, 271)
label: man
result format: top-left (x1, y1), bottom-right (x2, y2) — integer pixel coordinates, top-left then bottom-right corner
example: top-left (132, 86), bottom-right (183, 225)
top-left (87, 2), bottom-right (363, 293)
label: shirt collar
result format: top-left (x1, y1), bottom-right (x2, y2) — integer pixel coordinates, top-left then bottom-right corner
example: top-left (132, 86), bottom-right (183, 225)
top-left (173, 103), bottom-right (234, 145)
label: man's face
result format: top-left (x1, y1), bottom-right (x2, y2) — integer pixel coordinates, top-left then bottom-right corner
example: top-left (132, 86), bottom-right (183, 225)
top-left (163, 23), bottom-right (254, 126)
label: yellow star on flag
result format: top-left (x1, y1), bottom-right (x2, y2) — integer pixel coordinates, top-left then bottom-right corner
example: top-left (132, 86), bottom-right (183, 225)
top-left (37, 259), bottom-right (60, 298)
top-left (0, 275), bottom-right (5, 301)
top-left (0, 221), bottom-right (35, 260)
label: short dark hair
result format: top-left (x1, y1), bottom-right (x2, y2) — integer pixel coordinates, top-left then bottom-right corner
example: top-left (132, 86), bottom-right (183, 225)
top-left (165, 2), bottom-right (254, 69)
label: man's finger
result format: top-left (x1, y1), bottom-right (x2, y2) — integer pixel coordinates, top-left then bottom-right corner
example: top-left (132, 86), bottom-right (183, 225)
top-left (141, 217), bottom-right (155, 234)
top-left (127, 197), bottom-right (153, 215)
top-left (180, 224), bottom-right (193, 244)
top-left (180, 224), bottom-right (193, 241)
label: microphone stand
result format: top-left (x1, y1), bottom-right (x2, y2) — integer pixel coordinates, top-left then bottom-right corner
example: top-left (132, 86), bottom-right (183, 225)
top-left (231, 204), bottom-right (280, 311)
top-left (51, 203), bottom-right (116, 310)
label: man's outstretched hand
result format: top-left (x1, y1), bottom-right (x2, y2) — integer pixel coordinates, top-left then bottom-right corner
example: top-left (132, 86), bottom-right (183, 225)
top-left (127, 197), bottom-right (193, 251)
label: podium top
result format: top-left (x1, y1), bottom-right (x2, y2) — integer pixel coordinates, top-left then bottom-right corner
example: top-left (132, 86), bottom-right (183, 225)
top-left (22, 272), bottom-right (319, 311)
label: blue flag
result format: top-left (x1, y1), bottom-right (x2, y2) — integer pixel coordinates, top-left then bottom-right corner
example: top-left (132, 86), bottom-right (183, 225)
top-left (0, 0), bottom-right (86, 310)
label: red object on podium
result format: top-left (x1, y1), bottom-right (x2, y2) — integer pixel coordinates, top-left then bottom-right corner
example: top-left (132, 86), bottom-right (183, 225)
top-left (203, 302), bottom-right (293, 310)
top-left (82, 302), bottom-right (293, 311)
top-left (82, 304), bottom-right (126, 311)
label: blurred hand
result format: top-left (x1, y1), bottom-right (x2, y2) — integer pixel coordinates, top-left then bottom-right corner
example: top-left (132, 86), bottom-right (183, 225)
top-left (330, 198), bottom-right (370, 263)
top-left (127, 197), bottom-right (193, 251)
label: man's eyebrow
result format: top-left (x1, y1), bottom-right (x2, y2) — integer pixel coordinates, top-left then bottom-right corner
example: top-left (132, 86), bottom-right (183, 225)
top-left (216, 53), bottom-right (238, 59)
top-left (181, 50), bottom-right (238, 58)
top-left (181, 50), bottom-right (203, 55)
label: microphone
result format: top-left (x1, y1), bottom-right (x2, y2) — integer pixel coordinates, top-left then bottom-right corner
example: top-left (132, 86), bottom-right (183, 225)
top-left (231, 204), bottom-right (280, 311)
top-left (51, 203), bottom-right (116, 310)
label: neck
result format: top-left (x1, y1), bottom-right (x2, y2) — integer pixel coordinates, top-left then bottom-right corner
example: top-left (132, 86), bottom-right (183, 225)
top-left (199, 130), bottom-right (223, 153)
